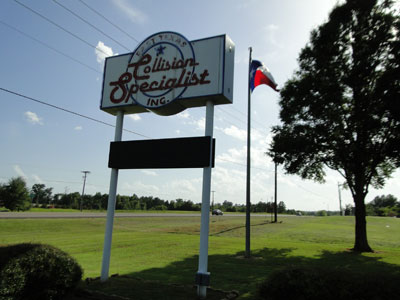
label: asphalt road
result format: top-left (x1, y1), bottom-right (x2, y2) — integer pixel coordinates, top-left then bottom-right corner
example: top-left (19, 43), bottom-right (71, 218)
top-left (0, 212), bottom-right (276, 219)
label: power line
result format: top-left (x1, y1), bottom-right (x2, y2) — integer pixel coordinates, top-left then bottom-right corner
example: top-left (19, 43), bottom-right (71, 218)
top-left (217, 157), bottom-right (274, 172)
top-left (36, 179), bottom-right (82, 185)
top-left (0, 87), bottom-right (150, 138)
top-left (216, 106), bottom-right (268, 137)
top-left (0, 20), bottom-right (101, 74)
top-left (13, 0), bottom-right (110, 57)
top-left (0, 161), bottom-right (81, 173)
top-left (228, 105), bottom-right (268, 129)
top-left (78, 0), bottom-right (140, 43)
top-left (293, 182), bottom-right (335, 201)
top-left (217, 157), bottom-right (334, 201)
top-left (52, 0), bottom-right (131, 51)
top-left (217, 106), bottom-right (247, 126)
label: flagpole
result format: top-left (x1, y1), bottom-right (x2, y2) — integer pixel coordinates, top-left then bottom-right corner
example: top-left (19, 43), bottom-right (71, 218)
top-left (274, 161), bottom-right (277, 223)
top-left (245, 47), bottom-right (252, 258)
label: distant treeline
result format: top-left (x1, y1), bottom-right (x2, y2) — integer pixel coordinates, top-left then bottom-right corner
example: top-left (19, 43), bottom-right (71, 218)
top-left (1, 177), bottom-right (399, 217)
top-left (0, 177), bottom-right (293, 213)
top-left (37, 192), bottom-right (292, 214)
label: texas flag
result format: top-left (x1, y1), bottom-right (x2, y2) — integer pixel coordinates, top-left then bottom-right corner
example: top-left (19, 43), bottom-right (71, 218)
top-left (250, 60), bottom-right (279, 92)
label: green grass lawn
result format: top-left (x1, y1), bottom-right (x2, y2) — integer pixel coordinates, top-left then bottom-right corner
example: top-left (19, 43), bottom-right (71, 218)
top-left (1, 215), bottom-right (399, 299)
top-left (27, 207), bottom-right (201, 214)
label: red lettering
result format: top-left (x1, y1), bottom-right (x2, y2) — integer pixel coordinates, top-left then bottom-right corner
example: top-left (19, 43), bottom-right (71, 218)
top-left (109, 72), bottom-right (132, 103)
top-left (149, 81), bottom-right (158, 90)
top-left (199, 69), bottom-right (211, 84)
top-left (126, 84), bottom-right (138, 102)
top-left (127, 54), bottom-right (152, 80)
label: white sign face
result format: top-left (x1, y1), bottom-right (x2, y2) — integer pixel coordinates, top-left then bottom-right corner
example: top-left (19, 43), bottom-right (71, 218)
top-left (101, 32), bottom-right (235, 116)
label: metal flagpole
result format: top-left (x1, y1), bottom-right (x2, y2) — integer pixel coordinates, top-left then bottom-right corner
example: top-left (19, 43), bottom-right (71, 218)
top-left (101, 110), bottom-right (124, 281)
top-left (245, 47), bottom-right (252, 258)
top-left (196, 100), bottom-right (214, 298)
top-left (274, 162), bottom-right (277, 222)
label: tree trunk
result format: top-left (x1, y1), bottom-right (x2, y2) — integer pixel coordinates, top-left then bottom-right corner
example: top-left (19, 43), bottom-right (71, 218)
top-left (353, 193), bottom-right (373, 252)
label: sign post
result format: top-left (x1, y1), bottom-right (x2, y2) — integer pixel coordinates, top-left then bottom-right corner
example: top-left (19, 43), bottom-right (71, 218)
top-left (101, 110), bottom-right (124, 281)
top-left (196, 100), bottom-right (214, 298)
top-left (99, 32), bottom-right (234, 298)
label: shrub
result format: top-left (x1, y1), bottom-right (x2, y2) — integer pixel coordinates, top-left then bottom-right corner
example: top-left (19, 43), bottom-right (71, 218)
top-left (0, 243), bottom-right (82, 300)
top-left (258, 266), bottom-right (400, 300)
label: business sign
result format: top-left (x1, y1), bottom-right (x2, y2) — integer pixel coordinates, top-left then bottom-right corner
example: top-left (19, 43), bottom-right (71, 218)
top-left (108, 137), bottom-right (215, 169)
top-left (101, 32), bottom-right (235, 116)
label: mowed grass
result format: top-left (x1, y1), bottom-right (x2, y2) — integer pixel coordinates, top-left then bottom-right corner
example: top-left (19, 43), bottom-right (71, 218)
top-left (0, 215), bottom-right (399, 299)
top-left (28, 207), bottom-right (200, 214)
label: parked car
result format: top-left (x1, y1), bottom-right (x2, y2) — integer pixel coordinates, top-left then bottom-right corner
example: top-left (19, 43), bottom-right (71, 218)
top-left (212, 209), bottom-right (223, 216)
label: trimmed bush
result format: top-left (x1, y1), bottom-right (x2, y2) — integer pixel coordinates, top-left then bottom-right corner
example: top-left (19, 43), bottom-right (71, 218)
top-left (258, 266), bottom-right (400, 300)
top-left (0, 243), bottom-right (82, 300)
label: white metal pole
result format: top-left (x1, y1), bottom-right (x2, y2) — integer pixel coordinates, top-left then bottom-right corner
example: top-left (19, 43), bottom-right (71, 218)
top-left (197, 100), bottom-right (214, 298)
top-left (101, 110), bottom-right (124, 281)
top-left (245, 47), bottom-right (252, 258)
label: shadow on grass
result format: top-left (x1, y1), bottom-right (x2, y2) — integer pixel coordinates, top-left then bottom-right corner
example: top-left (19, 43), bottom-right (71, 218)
top-left (210, 221), bottom-right (274, 236)
top-left (85, 248), bottom-right (400, 299)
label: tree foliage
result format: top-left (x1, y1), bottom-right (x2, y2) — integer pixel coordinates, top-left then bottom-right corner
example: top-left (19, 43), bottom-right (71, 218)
top-left (31, 183), bottom-right (53, 206)
top-left (269, 0), bottom-right (400, 252)
top-left (1, 177), bottom-right (31, 211)
top-left (366, 194), bottom-right (399, 216)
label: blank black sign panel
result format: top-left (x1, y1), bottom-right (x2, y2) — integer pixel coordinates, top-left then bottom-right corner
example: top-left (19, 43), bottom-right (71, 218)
top-left (108, 136), bottom-right (215, 169)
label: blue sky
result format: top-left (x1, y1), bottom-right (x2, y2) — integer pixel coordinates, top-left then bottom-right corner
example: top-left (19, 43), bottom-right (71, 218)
top-left (1, 0), bottom-right (399, 211)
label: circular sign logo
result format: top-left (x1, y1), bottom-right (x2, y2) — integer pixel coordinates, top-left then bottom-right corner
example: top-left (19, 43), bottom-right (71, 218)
top-left (126, 32), bottom-right (196, 109)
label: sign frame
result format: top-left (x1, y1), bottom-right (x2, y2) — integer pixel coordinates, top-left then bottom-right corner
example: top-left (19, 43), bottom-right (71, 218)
top-left (100, 32), bottom-right (235, 116)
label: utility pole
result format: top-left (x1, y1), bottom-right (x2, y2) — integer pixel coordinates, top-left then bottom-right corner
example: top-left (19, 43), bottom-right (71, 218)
top-left (81, 171), bottom-right (90, 212)
top-left (270, 197), bottom-right (273, 222)
top-left (338, 182), bottom-right (343, 216)
top-left (211, 190), bottom-right (215, 211)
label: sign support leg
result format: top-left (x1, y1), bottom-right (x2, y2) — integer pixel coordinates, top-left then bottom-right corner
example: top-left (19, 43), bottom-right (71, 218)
top-left (196, 100), bottom-right (214, 298)
top-left (101, 111), bottom-right (124, 281)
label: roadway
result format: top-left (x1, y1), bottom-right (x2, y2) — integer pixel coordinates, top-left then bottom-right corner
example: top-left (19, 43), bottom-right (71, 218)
top-left (0, 212), bottom-right (278, 219)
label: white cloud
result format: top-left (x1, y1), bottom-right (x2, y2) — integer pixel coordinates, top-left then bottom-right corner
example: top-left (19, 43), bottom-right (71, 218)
top-left (24, 111), bottom-right (43, 125)
top-left (265, 24), bottom-right (282, 48)
top-left (13, 165), bottom-right (27, 179)
top-left (182, 115), bottom-right (205, 131)
top-left (32, 174), bottom-right (43, 184)
top-left (95, 41), bottom-right (115, 64)
top-left (141, 170), bottom-right (157, 176)
top-left (112, 0), bottom-right (148, 24)
top-left (128, 114), bottom-right (141, 121)
top-left (122, 181), bottom-right (160, 194)
top-left (217, 146), bottom-right (246, 165)
top-left (195, 117), bottom-right (205, 131)
top-left (220, 125), bottom-right (247, 141)
top-left (165, 179), bottom-right (198, 194)
top-left (74, 126), bottom-right (82, 131)
top-left (177, 111), bottom-right (190, 119)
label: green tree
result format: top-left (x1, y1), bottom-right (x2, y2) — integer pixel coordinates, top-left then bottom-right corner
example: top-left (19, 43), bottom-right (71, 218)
top-left (277, 201), bottom-right (286, 214)
top-left (2, 177), bottom-right (31, 211)
top-left (367, 194), bottom-right (398, 216)
top-left (221, 200), bottom-right (234, 212)
top-left (344, 204), bottom-right (354, 216)
top-left (0, 183), bottom-right (6, 207)
top-left (31, 183), bottom-right (53, 206)
top-left (269, 0), bottom-right (400, 252)
top-left (369, 194), bottom-right (397, 208)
